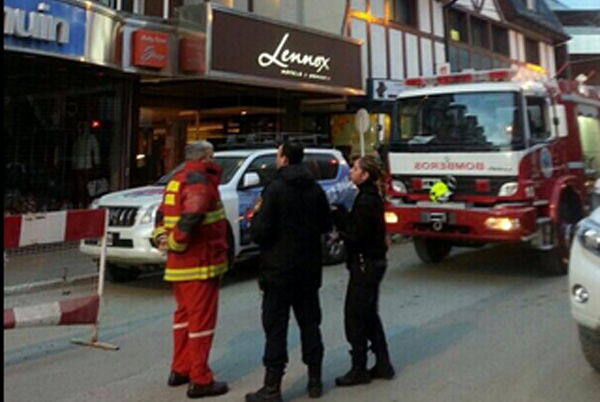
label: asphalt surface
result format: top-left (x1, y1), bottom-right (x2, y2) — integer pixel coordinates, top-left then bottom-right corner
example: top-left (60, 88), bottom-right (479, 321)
top-left (4, 242), bottom-right (600, 402)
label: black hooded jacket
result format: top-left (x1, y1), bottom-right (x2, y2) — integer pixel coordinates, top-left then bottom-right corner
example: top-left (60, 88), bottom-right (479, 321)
top-left (251, 164), bottom-right (331, 290)
top-left (332, 180), bottom-right (388, 261)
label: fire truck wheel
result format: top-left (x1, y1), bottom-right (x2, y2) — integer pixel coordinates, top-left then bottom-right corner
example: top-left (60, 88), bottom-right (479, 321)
top-left (413, 238), bottom-right (452, 264)
top-left (578, 325), bottom-right (600, 372)
top-left (106, 263), bottom-right (142, 283)
top-left (541, 198), bottom-right (580, 276)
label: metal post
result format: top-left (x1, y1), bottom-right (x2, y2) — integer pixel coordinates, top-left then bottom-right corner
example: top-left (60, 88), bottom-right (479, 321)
top-left (71, 210), bottom-right (119, 351)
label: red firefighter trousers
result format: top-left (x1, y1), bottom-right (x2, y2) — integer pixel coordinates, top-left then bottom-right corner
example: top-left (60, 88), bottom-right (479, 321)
top-left (172, 278), bottom-right (220, 385)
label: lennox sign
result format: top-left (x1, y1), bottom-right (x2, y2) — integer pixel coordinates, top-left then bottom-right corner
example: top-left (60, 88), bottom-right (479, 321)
top-left (210, 8), bottom-right (362, 94)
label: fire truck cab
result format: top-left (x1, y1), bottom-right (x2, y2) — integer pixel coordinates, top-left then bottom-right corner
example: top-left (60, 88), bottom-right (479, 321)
top-left (385, 68), bottom-right (600, 275)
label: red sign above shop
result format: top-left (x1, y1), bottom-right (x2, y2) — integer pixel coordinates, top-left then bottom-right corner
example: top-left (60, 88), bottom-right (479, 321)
top-left (179, 36), bottom-right (206, 74)
top-left (132, 30), bottom-right (169, 70)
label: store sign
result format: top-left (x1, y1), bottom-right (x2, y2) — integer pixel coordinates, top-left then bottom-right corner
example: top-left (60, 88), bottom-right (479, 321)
top-left (3, 0), bottom-right (86, 57)
top-left (210, 9), bottom-right (362, 92)
top-left (132, 30), bottom-right (170, 70)
top-left (368, 78), bottom-right (405, 101)
top-left (179, 36), bottom-right (206, 73)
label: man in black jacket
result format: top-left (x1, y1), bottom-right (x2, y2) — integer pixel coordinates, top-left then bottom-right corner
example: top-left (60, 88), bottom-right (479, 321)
top-left (247, 143), bottom-right (331, 402)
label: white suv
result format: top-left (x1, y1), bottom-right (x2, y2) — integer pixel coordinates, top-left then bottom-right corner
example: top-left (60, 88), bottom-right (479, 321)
top-left (81, 148), bottom-right (355, 282)
top-left (569, 207), bottom-right (600, 372)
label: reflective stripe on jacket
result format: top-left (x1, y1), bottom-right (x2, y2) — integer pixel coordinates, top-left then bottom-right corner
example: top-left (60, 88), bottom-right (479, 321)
top-left (153, 161), bottom-right (229, 282)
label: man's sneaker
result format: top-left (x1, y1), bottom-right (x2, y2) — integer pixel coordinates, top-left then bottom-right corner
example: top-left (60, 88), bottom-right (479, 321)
top-left (187, 381), bottom-right (229, 399)
top-left (168, 371), bottom-right (190, 387)
top-left (335, 368), bottom-right (371, 387)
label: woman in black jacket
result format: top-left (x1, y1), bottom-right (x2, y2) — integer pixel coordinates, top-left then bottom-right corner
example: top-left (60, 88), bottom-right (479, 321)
top-left (333, 155), bottom-right (395, 387)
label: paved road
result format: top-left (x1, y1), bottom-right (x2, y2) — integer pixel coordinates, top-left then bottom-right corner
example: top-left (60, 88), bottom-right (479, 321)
top-left (4, 242), bottom-right (599, 402)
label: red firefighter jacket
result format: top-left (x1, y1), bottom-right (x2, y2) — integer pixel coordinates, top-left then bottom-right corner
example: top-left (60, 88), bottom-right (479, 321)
top-left (152, 161), bottom-right (228, 282)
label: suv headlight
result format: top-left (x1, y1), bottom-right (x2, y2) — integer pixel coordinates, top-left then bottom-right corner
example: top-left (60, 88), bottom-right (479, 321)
top-left (140, 203), bottom-right (160, 225)
top-left (577, 218), bottom-right (600, 256)
top-left (498, 182), bottom-right (519, 197)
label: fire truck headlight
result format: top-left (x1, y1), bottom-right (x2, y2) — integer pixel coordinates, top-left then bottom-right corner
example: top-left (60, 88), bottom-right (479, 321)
top-left (385, 212), bottom-right (399, 225)
top-left (392, 179), bottom-right (407, 194)
top-left (499, 182), bottom-right (519, 197)
top-left (485, 217), bottom-right (521, 231)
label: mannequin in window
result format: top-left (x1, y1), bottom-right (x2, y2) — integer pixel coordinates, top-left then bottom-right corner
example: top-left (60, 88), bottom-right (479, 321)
top-left (73, 121), bottom-right (101, 208)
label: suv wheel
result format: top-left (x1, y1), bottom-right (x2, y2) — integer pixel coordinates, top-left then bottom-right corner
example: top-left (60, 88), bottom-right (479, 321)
top-left (579, 325), bottom-right (600, 372)
top-left (322, 226), bottom-right (346, 266)
top-left (106, 263), bottom-right (142, 283)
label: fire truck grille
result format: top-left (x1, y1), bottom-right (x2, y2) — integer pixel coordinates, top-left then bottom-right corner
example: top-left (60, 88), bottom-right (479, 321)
top-left (394, 175), bottom-right (516, 196)
top-left (106, 207), bottom-right (139, 227)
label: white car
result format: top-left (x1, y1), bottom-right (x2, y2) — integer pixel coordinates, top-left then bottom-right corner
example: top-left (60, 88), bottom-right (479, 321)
top-left (569, 207), bottom-right (600, 372)
top-left (81, 148), bottom-right (355, 282)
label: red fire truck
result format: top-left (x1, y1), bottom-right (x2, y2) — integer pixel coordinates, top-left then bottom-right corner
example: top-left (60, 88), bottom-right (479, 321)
top-left (384, 68), bottom-right (600, 275)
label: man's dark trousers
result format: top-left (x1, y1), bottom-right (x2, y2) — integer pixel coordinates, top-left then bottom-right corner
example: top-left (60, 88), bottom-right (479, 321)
top-left (262, 286), bottom-right (324, 371)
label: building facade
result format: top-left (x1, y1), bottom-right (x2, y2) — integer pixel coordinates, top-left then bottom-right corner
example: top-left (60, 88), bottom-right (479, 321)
top-left (4, 0), bottom-right (571, 214)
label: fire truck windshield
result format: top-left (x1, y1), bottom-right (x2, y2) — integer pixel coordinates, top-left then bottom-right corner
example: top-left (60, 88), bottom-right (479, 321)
top-left (394, 92), bottom-right (524, 152)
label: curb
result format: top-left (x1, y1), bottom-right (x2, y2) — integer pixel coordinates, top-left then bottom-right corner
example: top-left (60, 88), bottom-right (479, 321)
top-left (4, 273), bottom-right (99, 296)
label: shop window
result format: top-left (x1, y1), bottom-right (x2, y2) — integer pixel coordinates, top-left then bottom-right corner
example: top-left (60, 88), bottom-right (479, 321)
top-left (492, 25), bottom-right (509, 57)
top-left (448, 9), bottom-right (467, 43)
top-left (449, 45), bottom-right (460, 72)
top-left (391, 0), bottom-right (418, 28)
top-left (459, 48), bottom-right (470, 71)
top-left (471, 18), bottom-right (489, 49)
top-left (526, 97), bottom-right (550, 143)
top-left (525, 38), bottom-right (540, 66)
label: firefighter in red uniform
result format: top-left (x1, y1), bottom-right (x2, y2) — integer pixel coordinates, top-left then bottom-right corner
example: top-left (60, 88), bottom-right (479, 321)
top-left (152, 141), bottom-right (229, 399)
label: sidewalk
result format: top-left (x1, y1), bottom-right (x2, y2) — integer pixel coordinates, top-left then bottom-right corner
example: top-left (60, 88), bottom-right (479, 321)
top-left (4, 243), bottom-right (99, 293)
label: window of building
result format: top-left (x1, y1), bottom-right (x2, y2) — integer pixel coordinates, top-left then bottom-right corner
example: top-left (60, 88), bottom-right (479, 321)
top-left (471, 18), bottom-right (489, 49)
top-left (492, 25), bottom-right (509, 57)
top-left (525, 38), bottom-right (540, 65)
top-left (391, 0), bottom-right (418, 28)
top-left (121, 0), bottom-right (134, 12)
top-left (144, 0), bottom-right (165, 17)
top-left (448, 10), bottom-right (467, 43)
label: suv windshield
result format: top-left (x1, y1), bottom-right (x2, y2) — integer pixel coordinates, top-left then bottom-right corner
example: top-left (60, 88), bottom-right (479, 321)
top-left (156, 156), bottom-right (247, 186)
top-left (394, 91), bottom-right (523, 152)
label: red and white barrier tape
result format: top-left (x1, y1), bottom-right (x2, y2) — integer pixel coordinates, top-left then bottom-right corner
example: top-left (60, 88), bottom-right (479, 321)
top-left (4, 295), bottom-right (100, 330)
top-left (4, 209), bottom-right (107, 250)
